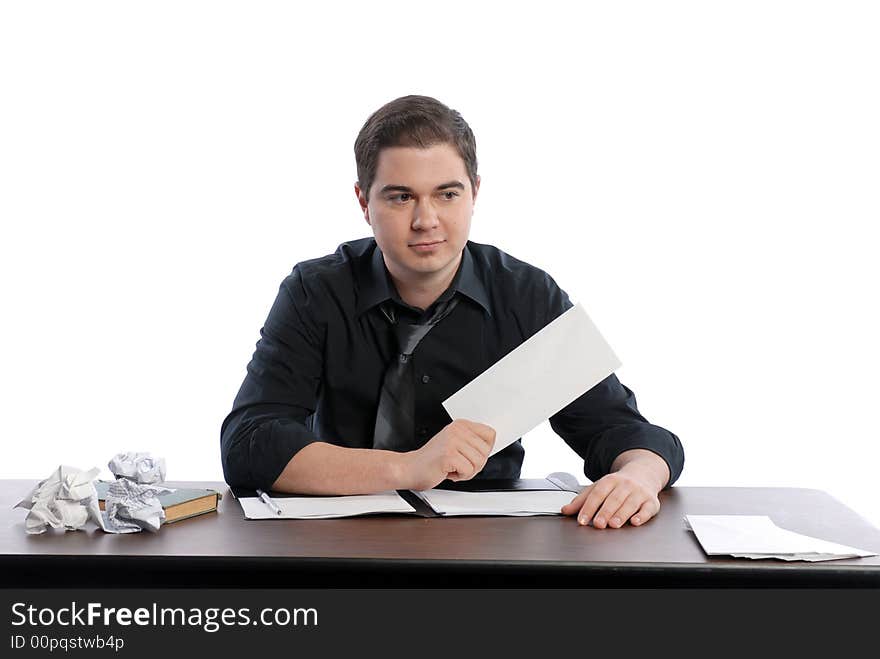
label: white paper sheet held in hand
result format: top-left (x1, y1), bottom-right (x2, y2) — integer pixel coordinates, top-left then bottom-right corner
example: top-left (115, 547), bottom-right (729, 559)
top-left (443, 303), bottom-right (621, 457)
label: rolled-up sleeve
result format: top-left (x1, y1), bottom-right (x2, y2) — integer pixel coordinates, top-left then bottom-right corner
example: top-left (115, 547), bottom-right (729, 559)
top-left (537, 272), bottom-right (685, 487)
top-left (220, 267), bottom-right (325, 490)
top-left (549, 375), bottom-right (684, 487)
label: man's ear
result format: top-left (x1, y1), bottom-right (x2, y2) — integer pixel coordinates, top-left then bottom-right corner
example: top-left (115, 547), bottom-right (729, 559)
top-left (472, 175), bottom-right (481, 204)
top-left (354, 182), bottom-right (371, 225)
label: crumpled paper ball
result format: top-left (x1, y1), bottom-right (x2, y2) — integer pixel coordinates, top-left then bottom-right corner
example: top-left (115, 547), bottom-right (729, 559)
top-left (17, 461), bottom-right (173, 535)
top-left (102, 477), bottom-right (168, 533)
top-left (15, 465), bottom-right (104, 534)
top-left (108, 451), bottom-right (166, 484)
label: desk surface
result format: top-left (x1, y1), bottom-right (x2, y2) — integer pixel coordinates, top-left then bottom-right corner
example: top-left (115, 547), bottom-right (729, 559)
top-left (3, 480), bottom-right (878, 586)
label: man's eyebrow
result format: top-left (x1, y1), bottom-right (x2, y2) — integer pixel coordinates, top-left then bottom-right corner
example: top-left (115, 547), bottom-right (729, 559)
top-left (379, 181), bottom-right (466, 194)
top-left (379, 185), bottom-right (413, 194)
top-left (435, 180), bottom-right (465, 191)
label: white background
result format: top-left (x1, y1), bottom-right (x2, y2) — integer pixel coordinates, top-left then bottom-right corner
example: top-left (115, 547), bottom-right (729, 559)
top-left (2, 2), bottom-right (878, 526)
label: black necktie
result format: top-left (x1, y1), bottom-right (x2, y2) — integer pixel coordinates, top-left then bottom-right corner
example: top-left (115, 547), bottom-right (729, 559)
top-left (372, 296), bottom-right (460, 452)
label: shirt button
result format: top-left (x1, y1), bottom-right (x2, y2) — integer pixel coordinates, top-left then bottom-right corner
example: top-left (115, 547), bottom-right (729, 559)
top-left (418, 427), bottom-right (429, 437)
top-left (421, 374), bottom-right (430, 384)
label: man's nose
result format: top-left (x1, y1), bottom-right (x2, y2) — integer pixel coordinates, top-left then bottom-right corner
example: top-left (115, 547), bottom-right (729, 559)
top-left (411, 199), bottom-right (440, 229)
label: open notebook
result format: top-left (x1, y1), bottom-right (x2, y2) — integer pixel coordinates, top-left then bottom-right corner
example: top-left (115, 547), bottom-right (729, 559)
top-left (230, 477), bottom-right (581, 520)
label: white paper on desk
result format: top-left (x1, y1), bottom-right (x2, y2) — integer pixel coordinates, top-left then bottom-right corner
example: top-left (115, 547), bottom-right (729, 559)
top-left (443, 303), bottom-right (621, 457)
top-left (238, 490), bottom-right (416, 519)
top-left (685, 515), bottom-right (877, 562)
top-left (415, 489), bottom-right (575, 517)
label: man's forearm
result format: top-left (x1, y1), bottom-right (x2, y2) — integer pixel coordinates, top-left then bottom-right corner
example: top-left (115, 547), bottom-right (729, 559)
top-left (610, 448), bottom-right (671, 492)
top-left (271, 442), bottom-right (410, 495)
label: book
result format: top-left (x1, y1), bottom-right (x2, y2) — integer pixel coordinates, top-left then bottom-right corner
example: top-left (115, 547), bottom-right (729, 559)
top-left (230, 477), bottom-right (580, 520)
top-left (94, 480), bottom-right (222, 524)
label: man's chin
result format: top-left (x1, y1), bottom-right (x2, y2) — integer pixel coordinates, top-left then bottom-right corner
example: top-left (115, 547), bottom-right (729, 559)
top-left (403, 249), bottom-right (460, 275)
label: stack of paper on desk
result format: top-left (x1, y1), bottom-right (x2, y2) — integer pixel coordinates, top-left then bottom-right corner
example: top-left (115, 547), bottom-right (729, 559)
top-left (414, 489), bottom-right (574, 517)
top-left (685, 515), bottom-right (877, 562)
top-left (238, 491), bottom-right (415, 519)
top-left (234, 485), bottom-right (576, 519)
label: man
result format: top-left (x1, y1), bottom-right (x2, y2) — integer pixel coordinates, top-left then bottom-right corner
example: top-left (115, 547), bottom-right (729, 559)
top-left (221, 95), bottom-right (684, 529)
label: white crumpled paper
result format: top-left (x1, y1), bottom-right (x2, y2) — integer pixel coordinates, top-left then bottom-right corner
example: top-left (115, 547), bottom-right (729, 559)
top-left (108, 451), bottom-right (167, 484)
top-left (102, 477), bottom-right (169, 533)
top-left (15, 465), bottom-right (104, 534)
top-left (16, 463), bottom-right (172, 534)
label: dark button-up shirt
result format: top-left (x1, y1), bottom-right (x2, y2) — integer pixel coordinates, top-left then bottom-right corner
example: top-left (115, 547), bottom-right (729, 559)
top-left (221, 237), bottom-right (684, 491)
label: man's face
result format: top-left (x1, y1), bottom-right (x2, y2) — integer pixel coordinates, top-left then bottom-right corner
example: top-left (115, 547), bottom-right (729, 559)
top-left (356, 142), bottom-right (479, 284)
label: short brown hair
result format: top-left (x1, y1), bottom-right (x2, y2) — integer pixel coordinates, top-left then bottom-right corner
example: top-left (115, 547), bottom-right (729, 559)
top-left (354, 95), bottom-right (478, 202)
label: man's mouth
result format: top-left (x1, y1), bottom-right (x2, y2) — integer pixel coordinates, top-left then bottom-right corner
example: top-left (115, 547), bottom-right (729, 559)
top-left (409, 240), bottom-right (445, 252)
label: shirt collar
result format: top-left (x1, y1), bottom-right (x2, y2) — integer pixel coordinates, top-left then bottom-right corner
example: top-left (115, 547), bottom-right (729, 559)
top-left (355, 240), bottom-right (492, 318)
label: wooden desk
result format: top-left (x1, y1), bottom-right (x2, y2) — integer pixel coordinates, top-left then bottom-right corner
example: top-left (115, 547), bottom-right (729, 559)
top-left (2, 480), bottom-right (878, 586)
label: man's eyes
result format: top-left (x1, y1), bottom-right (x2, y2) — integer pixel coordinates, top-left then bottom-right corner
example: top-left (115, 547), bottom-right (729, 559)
top-left (387, 191), bottom-right (459, 203)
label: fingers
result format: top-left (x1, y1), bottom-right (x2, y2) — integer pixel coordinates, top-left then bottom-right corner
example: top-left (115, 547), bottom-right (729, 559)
top-left (604, 492), bottom-right (643, 529)
top-left (575, 479), bottom-right (616, 526)
top-left (455, 440), bottom-right (487, 476)
top-left (476, 424), bottom-right (496, 451)
top-left (442, 420), bottom-right (494, 480)
top-left (560, 486), bottom-right (591, 515)
top-left (456, 419), bottom-right (496, 451)
top-left (562, 474), bottom-right (663, 529)
top-left (591, 484), bottom-right (630, 529)
top-left (444, 440), bottom-right (488, 481)
top-left (630, 496), bottom-right (661, 526)
top-left (460, 427), bottom-right (492, 458)
top-left (444, 453), bottom-right (474, 481)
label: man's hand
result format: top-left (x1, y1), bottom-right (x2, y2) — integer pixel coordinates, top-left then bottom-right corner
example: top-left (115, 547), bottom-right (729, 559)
top-left (400, 419), bottom-right (496, 491)
top-left (560, 449), bottom-right (670, 529)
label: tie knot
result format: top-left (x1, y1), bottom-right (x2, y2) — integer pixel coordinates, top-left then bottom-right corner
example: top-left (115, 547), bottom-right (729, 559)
top-left (386, 296), bottom-right (460, 357)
